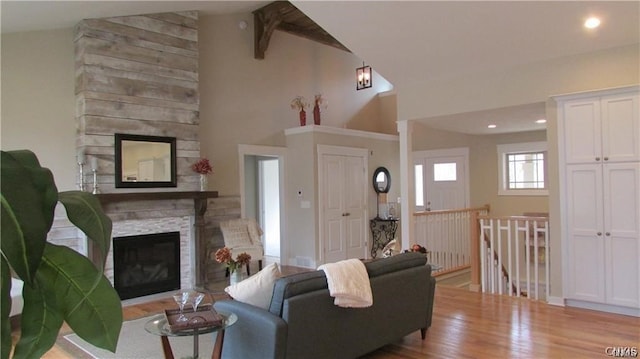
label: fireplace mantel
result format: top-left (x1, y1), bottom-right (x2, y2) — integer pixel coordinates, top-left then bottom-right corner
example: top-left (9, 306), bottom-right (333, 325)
top-left (95, 191), bottom-right (218, 286)
top-left (96, 191), bottom-right (218, 203)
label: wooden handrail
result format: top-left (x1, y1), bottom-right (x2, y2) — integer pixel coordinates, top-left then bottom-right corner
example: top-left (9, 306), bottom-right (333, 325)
top-left (414, 205), bottom-right (490, 217)
top-left (477, 214), bottom-right (547, 221)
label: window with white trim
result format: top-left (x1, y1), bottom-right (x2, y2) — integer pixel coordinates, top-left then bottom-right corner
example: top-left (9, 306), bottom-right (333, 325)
top-left (497, 142), bottom-right (548, 196)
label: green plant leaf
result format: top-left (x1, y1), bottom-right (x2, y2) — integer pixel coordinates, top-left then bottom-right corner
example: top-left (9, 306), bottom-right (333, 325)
top-left (1, 259), bottom-right (12, 359)
top-left (0, 150), bottom-right (57, 285)
top-left (58, 191), bottom-right (112, 269)
top-left (37, 244), bottom-right (122, 352)
top-left (12, 277), bottom-right (63, 359)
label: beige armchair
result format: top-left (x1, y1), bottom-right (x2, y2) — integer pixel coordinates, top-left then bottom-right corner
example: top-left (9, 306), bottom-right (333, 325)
top-left (219, 218), bottom-right (264, 275)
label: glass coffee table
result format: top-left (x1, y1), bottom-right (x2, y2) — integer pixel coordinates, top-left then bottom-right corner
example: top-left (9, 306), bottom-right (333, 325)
top-left (145, 311), bottom-right (237, 359)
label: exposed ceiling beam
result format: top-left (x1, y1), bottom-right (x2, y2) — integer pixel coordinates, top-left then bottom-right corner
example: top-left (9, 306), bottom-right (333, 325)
top-left (253, 1), bottom-right (349, 59)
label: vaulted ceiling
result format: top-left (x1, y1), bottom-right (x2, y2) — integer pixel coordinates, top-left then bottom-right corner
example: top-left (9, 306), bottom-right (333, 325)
top-left (3, 1), bottom-right (639, 134)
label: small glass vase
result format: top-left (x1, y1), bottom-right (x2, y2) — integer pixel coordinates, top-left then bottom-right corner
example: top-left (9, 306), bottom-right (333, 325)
top-left (229, 270), bottom-right (243, 285)
top-left (199, 174), bottom-right (208, 191)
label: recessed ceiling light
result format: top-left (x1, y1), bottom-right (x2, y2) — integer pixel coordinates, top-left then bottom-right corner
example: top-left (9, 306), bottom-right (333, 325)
top-left (487, 124), bottom-right (497, 129)
top-left (584, 17), bottom-right (601, 29)
top-left (536, 119), bottom-right (547, 124)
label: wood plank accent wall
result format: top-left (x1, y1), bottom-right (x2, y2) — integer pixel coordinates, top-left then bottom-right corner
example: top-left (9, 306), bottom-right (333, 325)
top-left (75, 11), bottom-right (201, 192)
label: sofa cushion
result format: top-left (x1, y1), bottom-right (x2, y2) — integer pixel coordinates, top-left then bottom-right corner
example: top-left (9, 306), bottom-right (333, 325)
top-left (225, 263), bottom-right (281, 309)
top-left (365, 252), bottom-right (427, 278)
top-left (268, 271), bottom-right (328, 316)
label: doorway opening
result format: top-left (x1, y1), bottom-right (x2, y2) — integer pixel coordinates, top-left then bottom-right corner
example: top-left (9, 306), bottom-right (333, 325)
top-left (239, 145), bottom-right (286, 266)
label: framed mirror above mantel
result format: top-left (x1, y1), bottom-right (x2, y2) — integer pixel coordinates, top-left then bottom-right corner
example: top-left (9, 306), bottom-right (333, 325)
top-left (114, 133), bottom-right (177, 188)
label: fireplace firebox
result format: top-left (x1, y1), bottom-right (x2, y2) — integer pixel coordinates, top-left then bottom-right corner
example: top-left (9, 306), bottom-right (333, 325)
top-left (113, 232), bottom-right (181, 300)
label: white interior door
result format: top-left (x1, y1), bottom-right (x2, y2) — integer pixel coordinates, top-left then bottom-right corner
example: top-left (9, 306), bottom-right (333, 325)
top-left (320, 148), bottom-right (367, 264)
top-left (414, 148), bottom-right (469, 211)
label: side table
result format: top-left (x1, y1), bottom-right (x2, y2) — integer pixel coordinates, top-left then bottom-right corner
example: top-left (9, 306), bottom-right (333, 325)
top-left (145, 311), bottom-right (237, 359)
top-left (369, 217), bottom-right (399, 258)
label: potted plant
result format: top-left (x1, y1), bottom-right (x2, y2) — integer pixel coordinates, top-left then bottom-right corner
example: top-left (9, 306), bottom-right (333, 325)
top-left (1, 150), bottom-right (122, 359)
top-left (214, 247), bottom-right (251, 285)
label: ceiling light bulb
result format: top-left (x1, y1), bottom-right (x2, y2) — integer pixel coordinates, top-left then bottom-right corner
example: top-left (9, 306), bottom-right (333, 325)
top-left (488, 124), bottom-right (497, 129)
top-left (536, 119), bottom-right (547, 124)
top-left (584, 17), bottom-right (601, 29)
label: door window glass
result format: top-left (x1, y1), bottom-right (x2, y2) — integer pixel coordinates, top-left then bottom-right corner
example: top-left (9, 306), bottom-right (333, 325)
top-left (433, 163), bottom-right (457, 181)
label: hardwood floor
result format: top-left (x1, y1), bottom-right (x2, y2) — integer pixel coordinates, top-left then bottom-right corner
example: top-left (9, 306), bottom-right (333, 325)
top-left (17, 282), bottom-right (639, 358)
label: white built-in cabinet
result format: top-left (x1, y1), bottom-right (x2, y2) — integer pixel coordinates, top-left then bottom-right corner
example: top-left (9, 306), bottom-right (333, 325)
top-left (557, 86), bottom-right (640, 314)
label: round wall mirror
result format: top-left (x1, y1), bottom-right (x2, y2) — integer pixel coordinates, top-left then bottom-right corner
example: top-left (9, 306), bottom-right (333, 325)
top-left (373, 167), bottom-right (391, 193)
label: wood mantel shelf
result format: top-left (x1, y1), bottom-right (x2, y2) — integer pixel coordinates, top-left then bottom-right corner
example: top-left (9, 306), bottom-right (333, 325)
top-left (96, 191), bottom-right (218, 203)
top-left (95, 191), bottom-right (218, 286)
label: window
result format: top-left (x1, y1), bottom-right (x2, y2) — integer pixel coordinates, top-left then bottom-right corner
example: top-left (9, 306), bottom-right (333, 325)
top-left (497, 142), bottom-right (548, 196)
top-left (433, 162), bottom-right (457, 181)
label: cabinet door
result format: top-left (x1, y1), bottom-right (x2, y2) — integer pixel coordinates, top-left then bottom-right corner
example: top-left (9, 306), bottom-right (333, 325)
top-left (603, 163), bottom-right (640, 307)
top-left (563, 99), bottom-right (601, 164)
top-left (566, 164), bottom-right (605, 302)
top-left (601, 93), bottom-right (640, 163)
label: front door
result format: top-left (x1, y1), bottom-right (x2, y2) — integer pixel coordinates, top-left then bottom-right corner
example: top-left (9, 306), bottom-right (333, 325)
top-left (414, 148), bottom-right (469, 211)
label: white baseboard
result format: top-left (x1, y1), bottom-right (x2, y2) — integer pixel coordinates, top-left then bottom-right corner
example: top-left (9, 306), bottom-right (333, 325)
top-left (566, 299), bottom-right (640, 317)
top-left (547, 296), bottom-right (565, 306)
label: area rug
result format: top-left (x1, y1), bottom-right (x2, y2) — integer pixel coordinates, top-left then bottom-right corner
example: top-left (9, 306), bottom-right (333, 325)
top-left (62, 316), bottom-right (217, 359)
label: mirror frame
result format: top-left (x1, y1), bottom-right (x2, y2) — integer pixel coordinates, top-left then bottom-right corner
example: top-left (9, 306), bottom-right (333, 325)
top-left (114, 133), bottom-right (177, 188)
top-left (373, 167), bottom-right (391, 193)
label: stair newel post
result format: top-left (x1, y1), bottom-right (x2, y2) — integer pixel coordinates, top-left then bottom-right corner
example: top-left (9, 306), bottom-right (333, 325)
top-left (469, 210), bottom-right (481, 292)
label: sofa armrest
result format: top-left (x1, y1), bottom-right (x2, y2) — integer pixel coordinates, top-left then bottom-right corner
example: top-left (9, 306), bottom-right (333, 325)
top-left (214, 300), bottom-right (287, 359)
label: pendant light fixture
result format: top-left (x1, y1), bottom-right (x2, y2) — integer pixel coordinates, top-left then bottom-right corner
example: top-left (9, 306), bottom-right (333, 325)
top-left (356, 62), bottom-right (372, 90)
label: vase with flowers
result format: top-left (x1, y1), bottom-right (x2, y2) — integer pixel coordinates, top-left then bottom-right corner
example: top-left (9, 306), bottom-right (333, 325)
top-left (313, 93), bottom-right (328, 125)
top-left (192, 158), bottom-right (213, 191)
top-left (215, 247), bottom-right (252, 284)
top-left (290, 96), bottom-right (310, 126)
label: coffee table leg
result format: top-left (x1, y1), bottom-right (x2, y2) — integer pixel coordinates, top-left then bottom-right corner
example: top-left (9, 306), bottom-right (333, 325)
top-left (160, 336), bottom-right (175, 359)
top-left (211, 329), bottom-right (225, 359)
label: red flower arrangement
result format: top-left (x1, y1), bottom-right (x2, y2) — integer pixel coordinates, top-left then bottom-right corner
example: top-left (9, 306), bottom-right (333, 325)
top-left (192, 158), bottom-right (213, 175)
top-left (214, 247), bottom-right (251, 273)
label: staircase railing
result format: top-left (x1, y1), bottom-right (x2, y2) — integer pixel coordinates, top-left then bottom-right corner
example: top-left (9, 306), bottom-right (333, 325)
top-left (476, 215), bottom-right (549, 300)
top-left (414, 205), bottom-right (490, 274)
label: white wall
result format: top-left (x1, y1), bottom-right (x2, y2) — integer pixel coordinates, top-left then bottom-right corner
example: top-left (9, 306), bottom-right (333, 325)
top-left (1, 29), bottom-right (76, 190)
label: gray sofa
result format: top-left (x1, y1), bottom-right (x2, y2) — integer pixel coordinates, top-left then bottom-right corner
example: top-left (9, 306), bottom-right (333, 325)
top-left (214, 252), bottom-right (436, 359)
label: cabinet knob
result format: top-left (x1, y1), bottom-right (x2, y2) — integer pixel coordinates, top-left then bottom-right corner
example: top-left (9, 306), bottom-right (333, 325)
top-left (595, 157), bottom-right (601, 161)
top-left (597, 232), bottom-right (602, 236)
top-left (605, 232), bottom-right (611, 236)
top-left (604, 157), bottom-right (609, 161)
top-left (342, 212), bottom-right (350, 217)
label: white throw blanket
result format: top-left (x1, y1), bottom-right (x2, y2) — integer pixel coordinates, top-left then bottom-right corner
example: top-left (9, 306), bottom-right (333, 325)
top-left (318, 259), bottom-right (373, 308)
